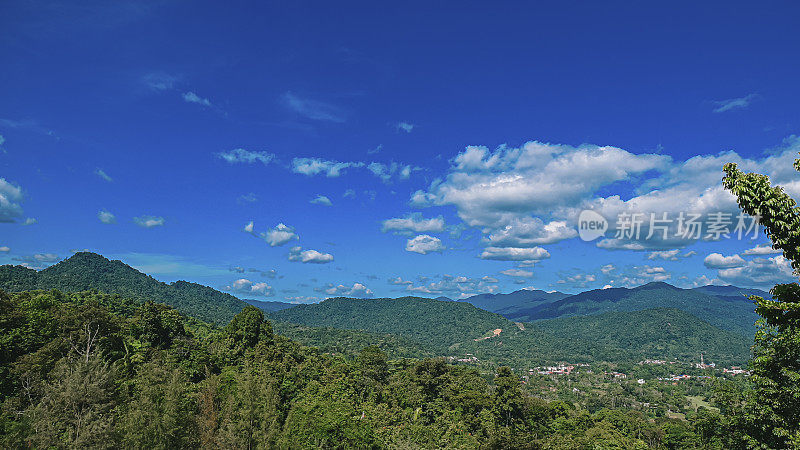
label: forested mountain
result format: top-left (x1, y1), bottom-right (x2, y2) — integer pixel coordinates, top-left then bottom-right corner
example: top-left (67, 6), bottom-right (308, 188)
top-left (458, 289), bottom-right (568, 315)
top-left (270, 296), bottom-right (751, 365)
top-left (0, 252), bottom-right (247, 324)
top-left (243, 298), bottom-right (296, 312)
top-left (270, 296), bottom-right (511, 353)
top-left (506, 282), bottom-right (761, 336)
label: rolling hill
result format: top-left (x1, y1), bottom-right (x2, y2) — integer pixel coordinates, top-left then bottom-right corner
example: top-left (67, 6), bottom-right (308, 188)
top-left (269, 296), bottom-right (752, 365)
top-left (504, 282), bottom-right (763, 336)
top-left (458, 289), bottom-right (568, 315)
top-left (0, 252), bottom-right (248, 324)
top-left (270, 296), bottom-right (511, 352)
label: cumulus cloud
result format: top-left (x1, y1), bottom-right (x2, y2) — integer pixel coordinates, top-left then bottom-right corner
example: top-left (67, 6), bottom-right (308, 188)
top-left (557, 273), bottom-right (597, 289)
top-left (12, 253), bottom-right (60, 269)
top-left (405, 235), bottom-right (444, 254)
top-left (310, 195), bottom-right (333, 206)
top-left (282, 92), bottom-right (346, 123)
top-left (182, 91), bottom-right (211, 106)
top-left (717, 255), bottom-right (796, 287)
top-left (742, 244), bottom-right (782, 256)
top-left (226, 278), bottom-right (275, 297)
top-left (500, 269), bottom-right (533, 278)
top-left (217, 148), bottom-right (274, 165)
top-left (243, 221), bottom-right (255, 234)
top-left (396, 122), bottom-right (414, 133)
top-left (0, 178), bottom-right (24, 223)
top-left (288, 246), bottom-right (334, 264)
top-left (94, 168), bottom-right (113, 182)
top-left (343, 189), bottom-right (356, 199)
top-left (260, 223), bottom-right (298, 246)
top-left (0, 246), bottom-right (8, 252)
top-left (647, 249), bottom-right (691, 261)
top-left (416, 138), bottom-right (800, 254)
top-left (480, 246), bottom-right (550, 262)
top-left (292, 157), bottom-right (363, 177)
top-left (610, 265), bottom-right (672, 287)
top-left (97, 210), bottom-right (116, 224)
top-left (382, 213), bottom-right (445, 234)
top-left (712, 93), bottom-right (758, 113)
top-left (484, 217), bottom-right (577, 247)
top-left (316, 282), bottom-right (373, 298)
top-left (703, 252), bottom-right (746, 269)
top-left (133, 215), bottom-right (165, 228)
top-left (22, 218), bottom-right (37, 226)
top-left (402, 274), bottom-right (500, 299)
top-left (388, 276), bottom-right (413, 285)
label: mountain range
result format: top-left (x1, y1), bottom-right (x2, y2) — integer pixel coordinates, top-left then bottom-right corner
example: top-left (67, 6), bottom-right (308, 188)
top-left (0, 252), bottom-right (763, 364)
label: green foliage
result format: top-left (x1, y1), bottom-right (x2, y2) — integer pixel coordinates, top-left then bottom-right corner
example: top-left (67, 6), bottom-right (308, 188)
top-left (1, 288), bottom-right (736, 448)
top-left (723, 158), bottom-right (800, 447)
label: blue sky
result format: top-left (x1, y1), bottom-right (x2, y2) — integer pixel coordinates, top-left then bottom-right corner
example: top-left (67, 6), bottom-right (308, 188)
top-left (2, 1), bottom-right (800, 302)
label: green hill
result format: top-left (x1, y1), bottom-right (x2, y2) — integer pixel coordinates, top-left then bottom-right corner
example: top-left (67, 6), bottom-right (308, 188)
top-left (270, 296), bottom-right (511, 352)
top-left (269, 296), bottom-right (752, 365)
top-left (0, 252), bottom-right (247, 324)
top-left (507, 282), bottom-right (761, 336)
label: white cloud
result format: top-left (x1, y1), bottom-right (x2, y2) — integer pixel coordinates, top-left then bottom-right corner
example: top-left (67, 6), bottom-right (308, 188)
top-left (367, 161), bottom-right (418, 182)
top-left (742, 244), bottom-right (782, 256)
top-left (557, 273), bottom-right (597, 289)
top-left (243, 221), bottom-right (255, 234)
top-left (703, 252), bottom-right (746, 269)
top-left (0, 246), bottom-right (9, 252)
top-left (484, 217), bottom-right (577, 247)
top-left (226, 278), bottom-right (275, 297)
top-left (409, 137), bottom-right (800, 253)
top-left (292, 157), bottom-right (363, 177)
top-left (382, 213), bottom-right (445, 234)
top-left (282, 92), bottom-right (345, 123)
top-left (97, 210), bottom-right (116, 224)
top-left (717, 255), bottom-right (796, 287)
top-left (310, 195), bottom-right (333, 206)
top-left (0, 178), bottom-right (24, 223)
top-left (288, 246), bottom-right (334, 264)
top-left (405, 235), bottom-right (444, 254)
top-left (318, 282), bottom-right (373, 298)
top-left (500, 269), bottom-right (533, 278)
top-left (388, 276), bottom-right (413, 285)
top-left (712, 93), bottom-right (758, 113)
top-left (403, 274), bottom-right (500, 298)
top-left (133, 215), bottom-right (165, 228)
top-left (95, 168), bottom-right (113, 182)
top-left (343, 189), bottom-right (356, 199)
top-left (610, 265), bottom-right (672, 287)
top-left (22, 218), bottom-right (36, 226)
top-left (260, 223), bottom-right (298, 247)
top-left (600, 264), bottom-right (616, 274)
top-left (396, 122), bottom-right (414, 133)
top-left (480, 246), bottom-right (550, 262)
top-left (217, 148), bottom-right (274, 165)
top-left (182, 91), bottom-right (211, 106)
top-left (647, 249), bottom-right (683, 260)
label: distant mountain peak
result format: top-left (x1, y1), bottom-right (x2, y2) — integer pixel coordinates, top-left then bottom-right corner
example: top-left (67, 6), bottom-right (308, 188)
top-left (637, 281), bottom-right (679, 290)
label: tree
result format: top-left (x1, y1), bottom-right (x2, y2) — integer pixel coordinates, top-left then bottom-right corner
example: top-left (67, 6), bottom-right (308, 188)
top-left (723, 159), bottom-right (800, 447)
